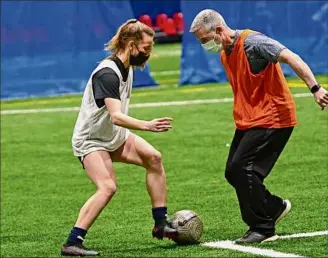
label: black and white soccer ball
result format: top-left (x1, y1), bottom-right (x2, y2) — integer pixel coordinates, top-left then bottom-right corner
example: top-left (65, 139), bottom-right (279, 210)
top-left (168, 210), bottom-right (203, 245)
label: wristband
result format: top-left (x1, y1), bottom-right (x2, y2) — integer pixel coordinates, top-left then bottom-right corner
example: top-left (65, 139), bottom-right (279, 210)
top-left (310, 84), bottom-right (321, 94)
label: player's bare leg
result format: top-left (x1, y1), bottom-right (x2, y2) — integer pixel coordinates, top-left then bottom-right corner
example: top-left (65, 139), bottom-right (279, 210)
top-left (61, 151), bottom-right (116, 256)
top-left (111, 133), bottom-right (177, 240)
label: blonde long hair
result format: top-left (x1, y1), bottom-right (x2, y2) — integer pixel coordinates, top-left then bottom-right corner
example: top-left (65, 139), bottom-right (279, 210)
top-left (104, 19), bottom-right (155, 58)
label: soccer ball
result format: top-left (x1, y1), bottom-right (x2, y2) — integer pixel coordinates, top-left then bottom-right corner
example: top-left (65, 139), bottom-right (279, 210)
top-left (168, 210), bottom-right (203, 245)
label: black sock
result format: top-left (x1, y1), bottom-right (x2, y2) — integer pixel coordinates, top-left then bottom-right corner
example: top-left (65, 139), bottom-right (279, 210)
top-left (152, 207), bottom-right (167, 226)
top-left (65, 227), bottom-right (87, 247)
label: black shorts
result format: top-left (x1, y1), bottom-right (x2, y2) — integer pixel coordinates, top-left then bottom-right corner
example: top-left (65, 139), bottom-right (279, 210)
top-left (226, 127), bottom-right (294, 178)
top-left (78, 156), bottom-right (85, 169)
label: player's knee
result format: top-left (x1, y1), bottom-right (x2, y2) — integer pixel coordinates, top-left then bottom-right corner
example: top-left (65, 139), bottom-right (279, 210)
top-left (99, 180), bottom-right (117, 200)
top-left (225, 160), bottom-right (240, 185)
top-left (225, 164), bottom-right (234, 185)
top-left (146, 150), bottom-right (162, 169)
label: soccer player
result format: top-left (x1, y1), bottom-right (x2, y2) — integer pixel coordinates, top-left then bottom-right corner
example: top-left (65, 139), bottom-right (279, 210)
top-left (61, 19), bottom-right (177, 256)
top-left (190, 9), bottom-right (328, 244)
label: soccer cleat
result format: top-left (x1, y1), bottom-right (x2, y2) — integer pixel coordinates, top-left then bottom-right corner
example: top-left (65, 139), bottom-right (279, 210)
top-left (61, 243), bottom-right (100, 256)
top-left (274, 199), bottom-right (292, 226)
top-left (235, 230), bottom-right (278, 244)
top-left (152, 220), bottom-right (178, 240)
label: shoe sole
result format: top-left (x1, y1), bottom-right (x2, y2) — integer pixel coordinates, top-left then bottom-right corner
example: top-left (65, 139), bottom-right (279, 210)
top-left (61, 252), bottom-right (100, 257)
top-left (261, 234), bottom-right (279, 243)
top-left (235, 234), bottom-right (279, 244)
top-left (61, 249), bottom-right (100, 256)
top-left (275, 200), bottom-right (292, 226)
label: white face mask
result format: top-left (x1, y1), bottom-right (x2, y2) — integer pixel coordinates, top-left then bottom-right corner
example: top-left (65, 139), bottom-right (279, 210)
top-left (202, 39), bottom-right (223, 53)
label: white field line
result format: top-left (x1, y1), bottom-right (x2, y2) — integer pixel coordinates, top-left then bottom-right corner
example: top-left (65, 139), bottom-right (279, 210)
top-left (0, 93), bottom-right (312, 115)
top-left (151, 70), bottom-right (180, 76)
top-left (130, 97), bottom-right (233, 108)
top-left (203, 229), bottom-right (328, 257)
top-left (279, 230), bottom-right (328, 239)
top-left (152, 49), bottom-right (180, 57)
top-left (1, 107), bottom-right (81, 115)
top-left (203, 240), bottom-right (303, 257)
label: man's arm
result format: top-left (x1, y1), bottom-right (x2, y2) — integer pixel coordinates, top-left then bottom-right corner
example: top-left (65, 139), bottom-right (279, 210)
top-left (104, 98), bottom-right (172, 132)
top-left (278, 49), bottom-right (328, 109)
top-left (249, 33), bottom-right (328, 109)
top-left (277, 49), bottom-right (318, 90)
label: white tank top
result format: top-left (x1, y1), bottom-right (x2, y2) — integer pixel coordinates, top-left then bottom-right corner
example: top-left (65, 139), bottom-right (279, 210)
top-left (72, 59), bottom-right (133, 157)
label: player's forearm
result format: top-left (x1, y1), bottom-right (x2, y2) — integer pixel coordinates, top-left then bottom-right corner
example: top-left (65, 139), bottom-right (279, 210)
top-left (286, 54), bottom-right (318, 89)
top-left (111, 112), bottom-right (148, 131)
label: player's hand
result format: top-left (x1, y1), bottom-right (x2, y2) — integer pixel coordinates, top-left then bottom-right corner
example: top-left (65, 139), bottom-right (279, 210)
top-left (145, 117), bottom-right (173, 132)
top-left (313, 87), bottom-right (328, 110)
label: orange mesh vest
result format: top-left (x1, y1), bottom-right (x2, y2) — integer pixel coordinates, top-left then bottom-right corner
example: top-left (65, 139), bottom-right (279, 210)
top-left (221, 30), bottom-right (298, 130)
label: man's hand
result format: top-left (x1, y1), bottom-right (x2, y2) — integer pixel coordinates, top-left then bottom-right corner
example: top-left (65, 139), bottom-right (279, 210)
top-left (313, 87), bottom-right (328, 110)
top-left (145, 117), bottom-right (173, 132)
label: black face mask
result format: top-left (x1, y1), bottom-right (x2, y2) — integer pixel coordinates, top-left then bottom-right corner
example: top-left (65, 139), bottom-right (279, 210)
top-left (129, 47), bottom-right (150, 66)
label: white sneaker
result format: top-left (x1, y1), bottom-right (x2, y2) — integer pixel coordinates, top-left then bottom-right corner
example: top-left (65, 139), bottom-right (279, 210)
top-left (275, 199), bottom-right (292, 225)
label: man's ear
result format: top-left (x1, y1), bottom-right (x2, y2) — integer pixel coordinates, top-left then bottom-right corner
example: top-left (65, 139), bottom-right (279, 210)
top-left (215, 26), bottom-right (223, 35)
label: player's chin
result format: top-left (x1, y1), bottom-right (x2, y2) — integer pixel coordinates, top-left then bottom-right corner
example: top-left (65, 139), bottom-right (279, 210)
top-left (138, 62), bottom-right (148, 70)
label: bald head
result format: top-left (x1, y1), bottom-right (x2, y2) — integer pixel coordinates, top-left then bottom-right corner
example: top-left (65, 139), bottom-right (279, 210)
top-left (190, 9), bottom-right (227, 33)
